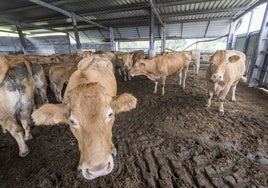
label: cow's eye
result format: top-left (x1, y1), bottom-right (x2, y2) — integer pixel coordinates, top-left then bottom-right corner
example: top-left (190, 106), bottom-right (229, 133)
top-left (70, 117), bottom-right (80, 128)
top-left (108, 112), bottom-right (114, 118)
top-left (70, 119), bottom-right (76, 125)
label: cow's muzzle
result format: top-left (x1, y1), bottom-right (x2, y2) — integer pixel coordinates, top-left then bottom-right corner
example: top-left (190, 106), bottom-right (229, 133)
top-left (79, 155), bottom-right (114, 180)
top-left (211, 74), bottom-right (223, 82)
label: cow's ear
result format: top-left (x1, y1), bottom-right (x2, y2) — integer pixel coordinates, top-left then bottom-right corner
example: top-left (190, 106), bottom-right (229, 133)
top-left (0, 56), bottom-right (9, 83)
top-left (203, 55), bottom-right (212, 63)
top-left (228, 55), bottom-right (240, 63)
top-left (77, 55), bottom-right (95, 70)
top-left (111, 93), bottom-right (137, 114)
top-left (32, 103), bottom-right (70, 126)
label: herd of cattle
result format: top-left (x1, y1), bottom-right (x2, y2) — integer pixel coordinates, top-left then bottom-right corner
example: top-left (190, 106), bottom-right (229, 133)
top-left (0, 48), bottom-right (245, 180)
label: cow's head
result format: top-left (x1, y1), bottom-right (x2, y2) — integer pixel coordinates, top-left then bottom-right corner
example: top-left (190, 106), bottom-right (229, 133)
top-left (130, 58), bottom-right (146, 77)
top-left (32, 83), bottom-right (137, 180)
top-left (205, 50), bottom-right (241, 82)
top-left (117, 53), bottom-right (134, 71)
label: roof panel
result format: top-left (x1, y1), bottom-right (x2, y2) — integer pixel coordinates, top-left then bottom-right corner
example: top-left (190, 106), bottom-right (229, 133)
top-left (0, 0), bottom-right (263, 42)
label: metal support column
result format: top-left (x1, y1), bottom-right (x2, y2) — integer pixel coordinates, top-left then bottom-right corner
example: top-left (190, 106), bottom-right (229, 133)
top-left (15, 21), bottom-right (28, 55)
top-left (110, 27), bottom-right (115, 51)
top-left (66, 33), bottom-right (72, 55)
top-left (248, 3), bottom-right (268, 87)
top-left (243, 11), bottom-right (254, 53)
top-left (72, 13), bottom-right (81, 52)
top-left (161, 25), bottom-right (166, 53)
top-left (226, 22), bottom-right (234, 50)
top-left (149, 7), bottom-right (155, 58)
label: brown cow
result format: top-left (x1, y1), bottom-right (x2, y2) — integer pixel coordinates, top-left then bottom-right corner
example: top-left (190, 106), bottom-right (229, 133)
top-left (204, 50), bottom-right (246, 115)
top-left (49, 64), bottom-right (77, 102)
top-left (0, 55), bottom-right (35, 157)
top-left (163, 50), bottom-right (200, 75)
top-left (114, 52), bottom-right (134, 81)
top-left (130, 52), bottom-right (191, 95)
top-left (184, 49), bottom-right (201, 75)
top-left (32, 55), bottom-right (137, 180)
top-left (131, 50), bottom-right (145, 64)
top-left (4, 55), bottom-right (48, 106)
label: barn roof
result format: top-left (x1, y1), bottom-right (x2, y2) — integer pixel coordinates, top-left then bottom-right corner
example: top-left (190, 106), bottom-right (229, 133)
top-left (0, 0), bottom-right (264, 42)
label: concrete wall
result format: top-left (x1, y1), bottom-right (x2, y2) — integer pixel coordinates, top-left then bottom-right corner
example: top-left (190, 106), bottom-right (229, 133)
top-left (0, 35), bottom-right (111, 55)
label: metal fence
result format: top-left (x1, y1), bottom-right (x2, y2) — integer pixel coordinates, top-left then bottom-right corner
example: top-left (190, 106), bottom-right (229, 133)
top-left (235, 31), bottom-right (260, 78)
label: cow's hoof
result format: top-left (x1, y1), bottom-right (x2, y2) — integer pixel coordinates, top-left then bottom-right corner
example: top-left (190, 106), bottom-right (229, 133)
top-left (19, 147), bottom-right (30, 157)
top-left (205, 104), bottom-right (210, 109)
top-left (219, 109), bottom-right (224, 116)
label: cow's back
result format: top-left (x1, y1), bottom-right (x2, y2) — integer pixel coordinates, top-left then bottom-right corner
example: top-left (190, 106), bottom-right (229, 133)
top-left (155, 52), bottom-right (190, 75)
top-left (63, 56), bottom-right (116, 103)
top-left (0, 62), bottom-right (34, 115)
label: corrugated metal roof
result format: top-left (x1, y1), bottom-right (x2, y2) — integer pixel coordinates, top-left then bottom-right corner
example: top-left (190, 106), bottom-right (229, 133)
top-left (0, 0), bottom-right (264, 42)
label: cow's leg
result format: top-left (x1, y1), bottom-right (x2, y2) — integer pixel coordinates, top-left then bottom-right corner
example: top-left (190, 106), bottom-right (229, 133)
top-left (121, 68), bottom-right (127, 81)
top-left (178, 72), bottom-right (182, 85)
top-left (20, 113), bottom-right (33, 141)
top-left (182, 66), bottom-right (189, 89)
top-left (20, 93), bottom-right (34, 141)
top-left (3, 119), bottom-right (29, 157)
top-left (206, 88), bottom-right (214, 108)
top-left (231, 81), bottom-right (239, 102)
top-left (127, 70), bottom-right (132, 81)
top-left (195, 63), bottom-right (200, 75)
top-left (117, 68), bottom-right (122, 77)
top-left (160, 76), bottom-right (166, 96)
top-left (218, 85), bottom-right (231, 115)
top-left (154, 81), bottom-right (158, 94)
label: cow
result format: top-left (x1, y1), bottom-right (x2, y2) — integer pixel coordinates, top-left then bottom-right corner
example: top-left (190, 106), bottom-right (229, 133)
top-left (184, 50), bottom-right (201, 75)
top-left (130, 52), bottom-right (191, 95)
top-left (31, 55), bottom-right (137, 180)
top-left (5, 55), bottom-right (48, 106)
top-left (204, 50), bottom-right (246, 115)
top-left (163, 50), bottom-right (201, 75)
top-left (31, 63), bottom-right (49, 106)
top-left (114, 52), bottom-right (134, 81)
top-left (131, 50), bottom-right (145, 64)
top-left (49, 64), bottom-right (77, 102)
top-left (0, 55), bottom-right (35, 157)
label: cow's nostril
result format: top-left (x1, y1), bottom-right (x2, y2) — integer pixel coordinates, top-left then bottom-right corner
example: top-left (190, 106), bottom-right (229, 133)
top-left (85, 168), bottom-right (92, 177)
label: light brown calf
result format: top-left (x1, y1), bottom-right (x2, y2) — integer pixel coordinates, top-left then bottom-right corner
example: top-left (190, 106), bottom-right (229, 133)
top-left (114, 52), bottom-right (134, 81)
top-left (184, 49), bottom-right (201, 75)
top-left (32, 55), bottom-right (137, 180)
top-left (204, 50), bottom-right (246, 115)
top-left (130, 52), bottom-right (191, 95)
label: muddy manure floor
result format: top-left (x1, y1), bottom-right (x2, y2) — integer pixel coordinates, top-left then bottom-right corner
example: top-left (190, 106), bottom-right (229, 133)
top-left (0, 68), bottom-right (267, 188)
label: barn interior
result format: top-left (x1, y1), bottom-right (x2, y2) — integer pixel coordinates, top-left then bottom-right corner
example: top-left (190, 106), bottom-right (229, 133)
top-left (0, 0), bottom-right (267, 187)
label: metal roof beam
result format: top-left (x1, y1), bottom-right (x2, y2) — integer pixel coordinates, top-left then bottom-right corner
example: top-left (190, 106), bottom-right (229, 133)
top-left (162, 6), bottom-right (249, 17)
top-left (0, 0), bottom-right (86, 15)
top-left (234, 0), bottom-right (268, 21)
top-left (0, 17), bottom-right (66, 33)
top-left (29, 0), bottom-right (109, 30)
top-left (149, 0), bottom-right (164, 27)
top-left (156, 0), bottom-right (219, 8)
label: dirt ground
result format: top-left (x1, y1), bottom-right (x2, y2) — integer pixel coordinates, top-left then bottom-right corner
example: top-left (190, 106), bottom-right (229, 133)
top-left (0, 68), bottom-right (267, 188)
